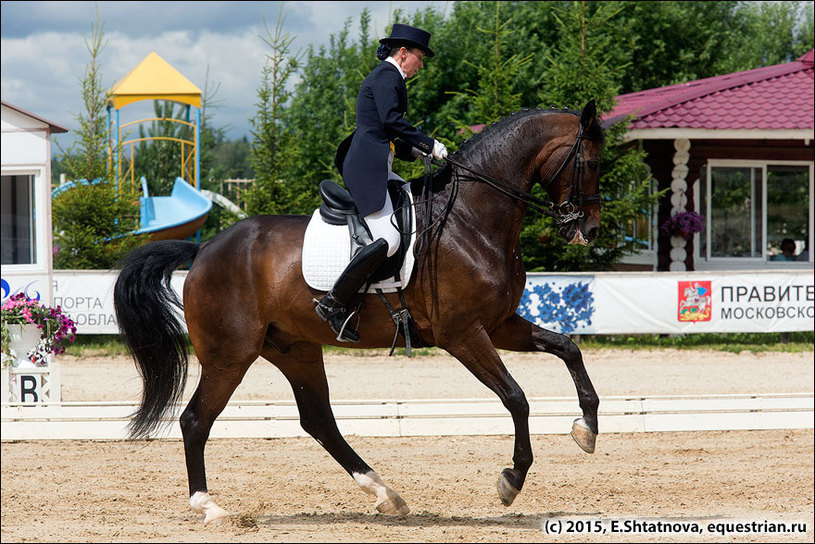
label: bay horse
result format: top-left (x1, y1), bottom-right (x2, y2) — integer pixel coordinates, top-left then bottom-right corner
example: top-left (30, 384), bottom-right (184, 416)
top-left (113, 100), bottom-right (603, 525)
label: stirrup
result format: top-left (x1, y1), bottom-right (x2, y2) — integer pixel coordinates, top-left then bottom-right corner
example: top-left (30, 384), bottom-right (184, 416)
top-left (313, 298), bottom-right (360, 342)
top-left (334, 308), bottom-right (360, 343)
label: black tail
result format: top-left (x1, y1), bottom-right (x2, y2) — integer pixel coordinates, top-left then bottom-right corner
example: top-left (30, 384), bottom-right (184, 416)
top-left (113, 240), bottom-right (200, 439)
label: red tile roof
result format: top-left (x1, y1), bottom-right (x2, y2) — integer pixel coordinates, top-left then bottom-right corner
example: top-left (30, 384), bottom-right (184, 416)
top-left (604, 50), bottom-right (814, 130)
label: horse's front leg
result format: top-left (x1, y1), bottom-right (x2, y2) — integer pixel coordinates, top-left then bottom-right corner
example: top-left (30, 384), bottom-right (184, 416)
top-left (490, 313), bottom-right (599, 454)
top-left (441, 326), bottom-right (532, 507)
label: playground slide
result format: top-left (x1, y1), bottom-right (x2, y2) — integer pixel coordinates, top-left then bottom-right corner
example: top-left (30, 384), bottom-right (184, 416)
top-left (52, 177), bottom-right (246, 241)
top-left (137, 177), bottom-right (212, 241)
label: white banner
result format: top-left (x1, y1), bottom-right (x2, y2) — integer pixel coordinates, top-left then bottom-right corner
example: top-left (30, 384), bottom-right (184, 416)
top-left (522, 271), bottom-right (814, 334)
top-left (48, 270), bottom-right (186, 334)
top-left (3, 270), bottom-right (812, 335)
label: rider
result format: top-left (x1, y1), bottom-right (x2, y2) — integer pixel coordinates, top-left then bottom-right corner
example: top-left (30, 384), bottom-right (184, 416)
top-left (315, 23), bottom-right (448, 342)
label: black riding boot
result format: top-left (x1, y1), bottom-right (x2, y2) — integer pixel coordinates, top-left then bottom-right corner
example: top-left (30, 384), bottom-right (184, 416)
top-left (315, 238), bottom-right (389, 342)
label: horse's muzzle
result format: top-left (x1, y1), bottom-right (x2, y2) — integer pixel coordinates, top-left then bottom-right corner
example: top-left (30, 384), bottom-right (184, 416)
top-left (561, 221), bottom-right (598, 246)
top-left (560, 221), bottom-right (587, 245)
top-left (568, 230), bottom-right (588, 246)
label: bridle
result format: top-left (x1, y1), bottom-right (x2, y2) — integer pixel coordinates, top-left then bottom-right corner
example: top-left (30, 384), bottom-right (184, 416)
top-left (444, 123), bottom-right (601, 225)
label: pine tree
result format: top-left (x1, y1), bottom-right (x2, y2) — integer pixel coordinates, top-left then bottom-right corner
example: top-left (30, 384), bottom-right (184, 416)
top-left (245, 4), bottom-right (303, 216)
top-left (449, 2), bottom-right (534, 125)
top-left (52, 12), bottom-right (142, 269)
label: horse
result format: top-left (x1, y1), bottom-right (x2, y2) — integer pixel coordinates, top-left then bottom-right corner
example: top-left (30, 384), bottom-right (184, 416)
top-left (113, 100), bottom-right (604, 525)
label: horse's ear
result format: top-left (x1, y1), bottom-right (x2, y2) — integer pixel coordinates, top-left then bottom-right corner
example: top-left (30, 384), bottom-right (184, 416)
top-left (580, 99), bottom-right (597, 129)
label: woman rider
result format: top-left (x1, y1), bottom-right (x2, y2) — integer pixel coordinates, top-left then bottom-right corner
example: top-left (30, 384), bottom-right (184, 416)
top-left (315, 23), bottom-right (448, 342)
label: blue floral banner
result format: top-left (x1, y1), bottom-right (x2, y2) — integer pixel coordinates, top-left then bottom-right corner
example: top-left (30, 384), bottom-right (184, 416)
top-left (516, 275), bottom-right (596, 334)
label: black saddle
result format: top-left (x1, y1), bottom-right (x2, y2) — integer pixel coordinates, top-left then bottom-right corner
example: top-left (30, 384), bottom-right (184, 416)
top-left (318, 179), bottom-right (413, 283)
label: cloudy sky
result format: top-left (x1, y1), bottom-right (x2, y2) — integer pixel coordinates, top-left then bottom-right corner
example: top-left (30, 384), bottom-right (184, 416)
top-left (1, 1), bottom-right (450, 151)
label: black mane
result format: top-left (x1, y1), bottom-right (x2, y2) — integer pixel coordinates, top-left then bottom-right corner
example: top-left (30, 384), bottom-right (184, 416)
top-left (456, 107), bottom-right (580, 156)
top-left (410, 106), bottom-right (603, 194)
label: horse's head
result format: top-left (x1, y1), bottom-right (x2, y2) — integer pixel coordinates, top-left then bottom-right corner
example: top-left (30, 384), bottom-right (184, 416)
top-left (537, 100), bottom-right (604, 245)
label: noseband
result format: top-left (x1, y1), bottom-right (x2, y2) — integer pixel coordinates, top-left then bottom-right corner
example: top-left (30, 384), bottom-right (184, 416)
top-left (445, 124), bottom-right (601, 225)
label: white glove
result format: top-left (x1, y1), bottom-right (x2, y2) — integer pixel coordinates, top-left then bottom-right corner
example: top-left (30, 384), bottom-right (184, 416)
top-left (432, 139), bottom-right (448, 160)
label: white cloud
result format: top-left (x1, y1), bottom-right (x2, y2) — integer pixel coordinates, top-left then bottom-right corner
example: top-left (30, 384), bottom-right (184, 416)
top-left (1, 0), bottom-right (450, 151)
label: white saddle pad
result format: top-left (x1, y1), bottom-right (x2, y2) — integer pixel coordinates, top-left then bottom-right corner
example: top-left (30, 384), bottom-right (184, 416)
top-left (301, 189), bottom-right (417, 294)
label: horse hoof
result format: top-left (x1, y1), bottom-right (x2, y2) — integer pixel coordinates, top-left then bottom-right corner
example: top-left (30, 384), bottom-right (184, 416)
top-left (190, 491), bottom-right (231, 526)
top-left (204, 509), bottom-right (230, 526)
top-left (496, 472), bottom-right (521, 506)
top-left (375, 495), bottom-right (410, 515)
top-left (570, 417), bottom-right (597, 454)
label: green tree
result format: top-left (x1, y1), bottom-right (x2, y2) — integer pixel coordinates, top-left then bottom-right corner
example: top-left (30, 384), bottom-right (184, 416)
top-left (448, 2), bottom-right (533, 125)
top-left (245, 4), bottom-right (304, 215)
top-left (58, 17), bottom-right (111, 182)
top-left (52, 13), bottom-right (142, 269)
top-left (716, 0), bottom-right (814, 73)
top-left (613, 1), bottom-right (813, 95)
top-left (526, 0), bottom-right (660, 271)
top-left (614, 1), bottom-right (739, 94)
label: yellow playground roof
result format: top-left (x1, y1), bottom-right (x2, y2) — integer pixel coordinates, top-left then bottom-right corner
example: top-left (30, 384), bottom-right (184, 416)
top-left (107, 51), bottom-right (201, 110)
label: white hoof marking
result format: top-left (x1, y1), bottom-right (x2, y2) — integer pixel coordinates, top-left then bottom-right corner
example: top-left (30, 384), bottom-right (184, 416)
top-left (353, 470), bottom-right (409, 515)
top-left (190, 491), bottom-right (231, 525)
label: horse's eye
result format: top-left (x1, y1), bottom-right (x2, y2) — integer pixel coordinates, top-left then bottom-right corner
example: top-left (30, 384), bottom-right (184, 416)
top-left (587, 160), bottom-right (599, 171)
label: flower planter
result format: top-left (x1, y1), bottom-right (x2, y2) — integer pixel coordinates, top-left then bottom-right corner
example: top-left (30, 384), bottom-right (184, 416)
top-left (6, 323), bottom-right (42, 369)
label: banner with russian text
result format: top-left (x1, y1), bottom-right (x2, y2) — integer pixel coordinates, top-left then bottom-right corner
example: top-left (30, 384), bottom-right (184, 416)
top-left (4, 270), bottom-right (810, 335)
top-left (522, 271), bottom-right (814, 334)
top-left (49, 271), bottom-right (186, 334)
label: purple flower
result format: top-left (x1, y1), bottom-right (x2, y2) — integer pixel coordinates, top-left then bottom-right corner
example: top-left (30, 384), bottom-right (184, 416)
top-left (660, 211), bottom-right (704, 239)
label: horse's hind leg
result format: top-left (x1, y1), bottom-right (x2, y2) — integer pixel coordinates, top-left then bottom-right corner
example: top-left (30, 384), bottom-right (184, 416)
top-left (261, 342), bottom-right (409, 515)
top-left (441, 327), bottom-right (533, 507)
top-left (490, 313), bottom-right (599, 453)
top-left (180, 356), bottom-right (256, 525)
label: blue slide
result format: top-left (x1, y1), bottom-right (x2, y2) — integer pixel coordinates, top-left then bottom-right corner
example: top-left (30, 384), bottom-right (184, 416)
top-left (136, 177), bottom-right (212, 240)
top-left (52, 177), bottom-right (212, 241)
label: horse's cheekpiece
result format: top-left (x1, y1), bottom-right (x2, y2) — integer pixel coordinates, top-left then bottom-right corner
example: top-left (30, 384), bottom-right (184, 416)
top-left (302, 181), bottom-right (417, 293)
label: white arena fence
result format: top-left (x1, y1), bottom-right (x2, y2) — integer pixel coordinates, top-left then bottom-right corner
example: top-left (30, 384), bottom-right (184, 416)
top-left (2, 394), bottom-right (812, 441)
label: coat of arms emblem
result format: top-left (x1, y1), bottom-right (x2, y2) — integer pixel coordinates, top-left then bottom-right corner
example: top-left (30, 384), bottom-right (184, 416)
top-left (678, 281), bottom-right (712, 322)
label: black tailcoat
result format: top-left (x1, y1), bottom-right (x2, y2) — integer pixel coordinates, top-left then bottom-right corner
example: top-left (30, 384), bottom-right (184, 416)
top-left (340, 61), bottom-right (434, 216)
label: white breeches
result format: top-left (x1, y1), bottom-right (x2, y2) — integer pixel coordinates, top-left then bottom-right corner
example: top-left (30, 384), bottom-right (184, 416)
top-left (363, 149), bottom-right (403, 258)
top-left (364, 194), bottom-right (400, 257)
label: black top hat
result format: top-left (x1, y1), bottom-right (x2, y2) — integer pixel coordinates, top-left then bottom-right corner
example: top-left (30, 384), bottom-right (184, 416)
top-left (379, 23), bottom-right (435, 57)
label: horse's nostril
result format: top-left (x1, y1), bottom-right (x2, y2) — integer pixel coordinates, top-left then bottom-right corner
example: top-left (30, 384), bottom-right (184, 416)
top-left (587, 227), bottom-right (599, 241)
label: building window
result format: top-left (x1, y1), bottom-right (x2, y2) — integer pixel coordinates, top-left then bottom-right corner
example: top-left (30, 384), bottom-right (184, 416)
top-left (766, 165), bottom-right (810, 260)
top-left (700, 161), bottom-right (812, 263)
top-left (618, 164), bottom-right (657, 256)
top-left (1, 175), bottom-right (37, 265)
